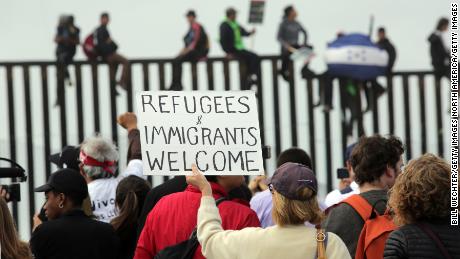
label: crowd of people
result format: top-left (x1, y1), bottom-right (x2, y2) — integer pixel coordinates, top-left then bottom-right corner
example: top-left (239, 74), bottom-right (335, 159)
top-left (0, 109), bottom-right (458, 259)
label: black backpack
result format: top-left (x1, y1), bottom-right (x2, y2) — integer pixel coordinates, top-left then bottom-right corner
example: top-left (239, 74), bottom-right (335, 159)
top-left (153, 197), bottom-right (227, 259)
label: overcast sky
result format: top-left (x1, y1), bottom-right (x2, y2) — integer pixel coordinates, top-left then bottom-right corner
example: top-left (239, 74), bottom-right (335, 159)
top-left (1, 0), bottom-right (450, 72)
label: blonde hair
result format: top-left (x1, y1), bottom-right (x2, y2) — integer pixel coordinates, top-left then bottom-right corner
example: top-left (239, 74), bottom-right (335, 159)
top-left (0, 198), bottom-right (32, 259)
top-left (272, 187), bottom-right (324, 226)
top-left (388, 154), bottom-right (451, 226)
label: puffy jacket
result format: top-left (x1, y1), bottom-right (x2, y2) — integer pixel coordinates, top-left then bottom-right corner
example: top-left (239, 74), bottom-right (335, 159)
top-left (134, 183), bottom-right (261, 259)
top-left (384, 219), bottom-right (460, 259)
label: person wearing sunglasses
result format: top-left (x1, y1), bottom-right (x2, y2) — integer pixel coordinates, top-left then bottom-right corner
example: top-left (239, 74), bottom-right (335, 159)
top-left (186, 162), bottom-right (351, 259)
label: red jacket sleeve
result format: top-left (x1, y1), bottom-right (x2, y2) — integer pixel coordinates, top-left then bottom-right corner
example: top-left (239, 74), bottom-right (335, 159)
top-left (244, 210), bottom-right (261, 228)
top-left (134, 210), bottom-right (157, 259)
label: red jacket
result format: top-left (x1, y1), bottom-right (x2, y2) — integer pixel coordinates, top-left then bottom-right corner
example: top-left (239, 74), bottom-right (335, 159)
top-left (134, 183), bottom-right (261, 259)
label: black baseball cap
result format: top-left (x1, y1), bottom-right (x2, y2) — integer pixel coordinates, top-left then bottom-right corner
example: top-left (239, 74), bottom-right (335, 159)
top-left (267, 162), bottom-right (318, 200)
top-left (186, 10), bottom-right (196, 17)
top-left (49, 146), bottom-right (80, 171)
top-left (35, 169), bottom-right (88, 200)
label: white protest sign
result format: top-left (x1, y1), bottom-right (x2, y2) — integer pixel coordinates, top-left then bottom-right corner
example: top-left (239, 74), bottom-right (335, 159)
top-left (137, 91), bottom-right (264, 175)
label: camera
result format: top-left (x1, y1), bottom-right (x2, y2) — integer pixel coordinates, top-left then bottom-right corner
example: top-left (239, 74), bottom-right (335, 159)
top-left (0, 158), bottom-right (27, 202)
top-left (336, 168), bottom-right (350, 179)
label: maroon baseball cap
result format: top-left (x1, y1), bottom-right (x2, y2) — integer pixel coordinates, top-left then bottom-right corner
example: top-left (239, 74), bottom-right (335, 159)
top-left (267, 162), bottom-right (318, 200)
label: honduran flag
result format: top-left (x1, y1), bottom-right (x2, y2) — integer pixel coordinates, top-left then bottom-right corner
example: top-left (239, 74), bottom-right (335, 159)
top-left (325, 33), bottom-right (389, 80)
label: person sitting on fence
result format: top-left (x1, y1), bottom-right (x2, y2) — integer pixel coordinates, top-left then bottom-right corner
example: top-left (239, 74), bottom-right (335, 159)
top-left (277, 5), bottom-right (315, 81)
top-left (219, 7), bottom-right (260, 90)
top-left (0, 190), bottom-right (32, 259)
top-left (323, 134), bottom-right (404, 258)
top-left (187, 162), bottom-right (351, 259)
top-left (428, 17), bottom-right (450, 80)
top-left (111, 175), bottom-right (151, 259)
top-left (54, 15), bottom-right (80, 107)
top-left (30, 169), bottom-right (119, 259)
top-left (169, 10), bottom-right (209, 91)
top-left (134, 171), bottom-right (260, 258)
top-left (95, 12), bottom-right (130, 90)
top-left (250, 147), bottom-right (327, 228)
top-left (383, 154), bottom-right (460, 259)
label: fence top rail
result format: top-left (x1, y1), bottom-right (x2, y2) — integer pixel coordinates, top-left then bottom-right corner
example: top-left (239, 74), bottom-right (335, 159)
top-left (0, 56), bottom-right (434, 77)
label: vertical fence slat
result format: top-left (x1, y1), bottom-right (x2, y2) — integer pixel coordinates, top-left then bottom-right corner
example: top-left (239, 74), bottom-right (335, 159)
top-left (6, 65), bottom-right (19, 224)
top-left (306, 78), bottom-right (317, 172)
top-left (402, 75), bottom-right (412, 160)
top-left (191, 62), bottom-right (198, 91)
top-left (142, 63), bottom-right (150, 91)
top-left (371, 81), bottom-right (380, 133)
top-left (387, 75), bottom-right (395, 134)
top-left (418, 75), bottom-right (427, 153)
top-left (127, 65), bottom-right (134, 112)
top-left (206, 61), bottom-right (214, 90)
top-left (321, 78), bottom-right (333, 192)
top-left (40, 65), bottom-right (52, 179)
top-left (23, 65), bottom-right (36, 232)
top-left (158, 63), bottom-right (166, 91)
top-left (257, 63), bottom-right (265, 147)
top-left (91, 63), bottom-right (101, 133)
top-left (223, 60), bottom-right (230, 91)
top-left (108, 66), bottom-right (118, 144)
top-left (271, 60), bottom-right (281, 157)
top-left (75, 64), bottom-right (84, 143)
top-left (435, 78), bottom-right (444, 157)
top-left (57, 65), bottom-right (67, 146)
top-left (288, 62), bottom-right (298, 146)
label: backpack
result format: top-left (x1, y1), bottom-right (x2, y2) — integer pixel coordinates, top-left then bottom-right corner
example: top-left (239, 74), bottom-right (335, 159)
top-left (341, 194), bottom-right (396, 259)
top-left (154, 197), bottom-right (227, 259)
top-left (83, 32), bottom-right (98, 60)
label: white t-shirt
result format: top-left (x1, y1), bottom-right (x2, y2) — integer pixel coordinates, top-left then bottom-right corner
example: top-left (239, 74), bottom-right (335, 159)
top-left (88, 159), bottom-right (146, 223)
top-left (324, 181), bottom-right (360, 208)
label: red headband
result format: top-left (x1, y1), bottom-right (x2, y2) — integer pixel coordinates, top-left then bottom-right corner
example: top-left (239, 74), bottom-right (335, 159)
top-left (79, 150), bottom-right (116, 175)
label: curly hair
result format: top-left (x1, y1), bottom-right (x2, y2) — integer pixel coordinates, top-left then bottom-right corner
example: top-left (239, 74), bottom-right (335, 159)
top-left (388, 154), bottom-right (451, 225)
top-left (350, 135), bottom-right (404, 185)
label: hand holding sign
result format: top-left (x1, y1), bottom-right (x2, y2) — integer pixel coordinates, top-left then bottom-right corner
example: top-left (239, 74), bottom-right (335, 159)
top-left (186, 164), bottom-right (212, 196)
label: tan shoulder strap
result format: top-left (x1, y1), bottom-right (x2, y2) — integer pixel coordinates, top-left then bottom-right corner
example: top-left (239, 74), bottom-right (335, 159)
top-left (316, 226), bottom-right (327, 259)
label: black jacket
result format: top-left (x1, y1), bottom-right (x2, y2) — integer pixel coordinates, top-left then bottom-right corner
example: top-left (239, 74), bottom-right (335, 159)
top-left (137, 176), bottom-right (188, 236)
top-left (428, 32), bottom-right (449, 71)
top-left (95, 25), bottom-right (118, 57)
top-left (384, 219), bottom-right (460, 259)
top-left (30, 210), bottom-right (120, 259)
top-left (377, 38), bottom-right (397, 72)
top-left (219, 21), bottom-right (251, 54)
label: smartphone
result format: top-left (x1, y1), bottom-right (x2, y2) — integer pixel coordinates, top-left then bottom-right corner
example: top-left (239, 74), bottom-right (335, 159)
top-left (337, 168), bottom-right (350, 179)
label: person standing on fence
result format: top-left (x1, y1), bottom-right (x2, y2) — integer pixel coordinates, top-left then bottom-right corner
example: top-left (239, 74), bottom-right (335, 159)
top-left (428, 17), bottom-right (450, 80)
top-left (363, 27), bottom-right (396, 112)
top-left (54, 15), bottom-right (79, 107)
top-left (169, 10), bottom-right (209, 91)
top-left (95, 12), bottom-right (130, 90)
top-left (277, 6), bottom-right (314, 82)
top-left (220, 7), bottom-right (260, 90)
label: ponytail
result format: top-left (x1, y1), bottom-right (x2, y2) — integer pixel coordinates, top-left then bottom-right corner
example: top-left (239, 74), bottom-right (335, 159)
top-left (111, 191), bottom-right (139, 231)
